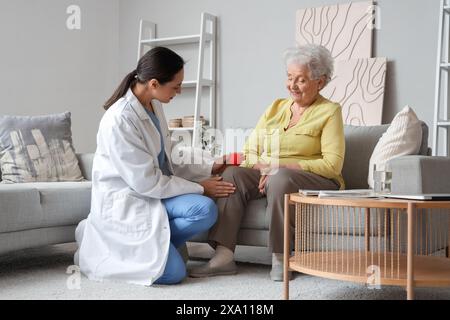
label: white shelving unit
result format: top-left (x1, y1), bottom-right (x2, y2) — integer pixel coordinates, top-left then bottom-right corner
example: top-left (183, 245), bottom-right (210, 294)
top-left (433, 0), bottom-right (450, 156)
top-left (137, 13), bottom-right (217, 147)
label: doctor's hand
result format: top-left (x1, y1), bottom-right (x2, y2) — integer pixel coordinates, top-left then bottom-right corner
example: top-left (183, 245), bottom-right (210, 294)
top-left (199, 176), bottom-right (236, 198)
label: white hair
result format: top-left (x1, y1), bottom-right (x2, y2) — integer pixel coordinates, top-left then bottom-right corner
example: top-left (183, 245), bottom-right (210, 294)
top-left (283, 44), bottom-right (334, 85)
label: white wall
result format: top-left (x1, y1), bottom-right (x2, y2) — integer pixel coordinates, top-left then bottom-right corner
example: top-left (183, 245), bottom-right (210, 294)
top-left (0, 0), bottom-right (120, 153)
top-left (0, 0), bottom-right (442, 153)
top-left (118, 0), bottom-right (441, 147)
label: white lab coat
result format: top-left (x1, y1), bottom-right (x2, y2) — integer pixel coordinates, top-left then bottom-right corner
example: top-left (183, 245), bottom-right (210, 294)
top-left (75, 89), bottom-right (214, 286)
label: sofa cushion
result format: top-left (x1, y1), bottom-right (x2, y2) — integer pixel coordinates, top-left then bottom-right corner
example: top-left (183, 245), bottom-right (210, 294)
top-left (390, 156), bottom-right (450, 194)
top-left (0, 181), bottom-right (91, 233)
top-left (0, 112), bottom-right (84, 183)
top-left (0, 185), bottom-right (42, 233)
top-left (342, 124), bottom-right (389, 189)
top-left (342, 121), bottom-right (428, 189)
top-left (418, 121), bottom-right (429, 156)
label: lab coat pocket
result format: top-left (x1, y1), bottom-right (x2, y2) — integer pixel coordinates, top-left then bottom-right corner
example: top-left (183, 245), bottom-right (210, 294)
top-left (110, 192), bottom-right (152, 233)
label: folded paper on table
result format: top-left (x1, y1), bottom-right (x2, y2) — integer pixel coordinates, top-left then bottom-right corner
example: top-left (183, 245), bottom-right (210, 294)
top-left (382, 194), bottom-right (450, 201)
top-left (299, 189), bottom-right (380, 198)
top-left (298, 189), bottom-right (321, 196)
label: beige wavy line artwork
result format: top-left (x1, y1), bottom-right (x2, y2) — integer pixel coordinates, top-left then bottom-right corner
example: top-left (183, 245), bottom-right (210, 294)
top-left (296, 1), bottom-right (374, 60)
top-left (321, 57), bottom-right (387, 126)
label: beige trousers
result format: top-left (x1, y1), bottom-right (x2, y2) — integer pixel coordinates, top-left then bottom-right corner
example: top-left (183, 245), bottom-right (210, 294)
top-left (208, 167), bottom-right (340, 253)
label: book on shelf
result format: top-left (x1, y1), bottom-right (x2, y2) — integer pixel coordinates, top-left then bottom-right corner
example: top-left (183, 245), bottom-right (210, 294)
top-left (299, 189), bottom-right (379, 198)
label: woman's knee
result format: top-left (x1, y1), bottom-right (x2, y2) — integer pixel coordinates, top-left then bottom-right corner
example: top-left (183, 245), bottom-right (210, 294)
top-left (169, 264), bottom-right (187, 284)
top-left (266, 168), bottom-right (294, 193)
top-left (221, 165), bottom-right (241, 181)
top-left (156, 253), bottom-right (187, 285)
top-left (194, 196), bottom-right (218, 228)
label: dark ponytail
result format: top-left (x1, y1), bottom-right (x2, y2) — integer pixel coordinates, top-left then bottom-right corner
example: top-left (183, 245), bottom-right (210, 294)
top-left (103, 70), bottom-right (137, 110)
top-left (103, 47), bottom-right (185, 110)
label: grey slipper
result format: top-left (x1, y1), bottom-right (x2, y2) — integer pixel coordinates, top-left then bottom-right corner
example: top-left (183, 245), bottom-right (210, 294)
top-left (270, 264), bottom-right (293, 282)
top-left (189, 260), bottom-right (237, 278)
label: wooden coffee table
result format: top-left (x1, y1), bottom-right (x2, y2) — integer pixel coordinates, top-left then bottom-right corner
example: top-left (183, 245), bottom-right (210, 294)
top-left (283, 194), bottom-right (450, 300)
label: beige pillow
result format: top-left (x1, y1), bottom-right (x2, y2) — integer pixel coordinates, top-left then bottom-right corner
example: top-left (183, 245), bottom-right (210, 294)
top-left (368, 106), bottom-right (422, 188)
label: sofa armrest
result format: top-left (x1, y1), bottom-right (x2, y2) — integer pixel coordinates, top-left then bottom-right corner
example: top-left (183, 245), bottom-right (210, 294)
top-left (76, 153), bottom-right (94, 181)
top-left (390, 155), bottom-right (450, 194)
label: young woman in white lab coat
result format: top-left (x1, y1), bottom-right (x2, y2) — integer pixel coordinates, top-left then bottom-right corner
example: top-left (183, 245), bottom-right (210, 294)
top-left (75, 47), bottom-right (235, 286)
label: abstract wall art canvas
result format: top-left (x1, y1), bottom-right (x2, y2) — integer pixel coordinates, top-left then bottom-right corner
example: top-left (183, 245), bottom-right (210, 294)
top-left (321, 57), bottom-right (387, 126)
top-left (296, 1), bottom-right (374, 60)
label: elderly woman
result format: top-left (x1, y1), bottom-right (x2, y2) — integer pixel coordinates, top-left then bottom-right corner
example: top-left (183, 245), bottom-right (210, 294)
top-left (190, 44), bottom-right (345, 281)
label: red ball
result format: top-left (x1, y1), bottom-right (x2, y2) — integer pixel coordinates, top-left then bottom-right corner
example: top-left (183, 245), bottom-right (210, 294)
top-left (229, 152), bottom-right (242, 166)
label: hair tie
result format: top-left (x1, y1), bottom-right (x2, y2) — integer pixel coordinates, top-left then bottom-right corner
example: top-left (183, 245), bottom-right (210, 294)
top-left (131, 69), bottom-right (138, 79)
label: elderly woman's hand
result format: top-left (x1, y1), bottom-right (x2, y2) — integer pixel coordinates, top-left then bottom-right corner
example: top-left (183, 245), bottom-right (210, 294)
top-left (254, 162), bottom-right (304, 194)
top-left (258, 175), bottom-right (269, 195)
top-left (252, 162), bottom-right (271, 174)
top-left (253, 162), bottom-right (272, 195)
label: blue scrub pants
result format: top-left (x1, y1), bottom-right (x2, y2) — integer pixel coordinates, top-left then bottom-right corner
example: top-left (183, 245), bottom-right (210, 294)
top-left (154, 194), bottom-right (217, 285)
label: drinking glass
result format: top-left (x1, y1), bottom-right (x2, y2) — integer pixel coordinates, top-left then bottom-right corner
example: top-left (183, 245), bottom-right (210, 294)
top-left (373, 163), bottom-right (392, 194)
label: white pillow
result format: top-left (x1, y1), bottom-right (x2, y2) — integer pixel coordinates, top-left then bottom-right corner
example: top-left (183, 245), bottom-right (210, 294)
top-left (368, 106), bottom-right (422, 188)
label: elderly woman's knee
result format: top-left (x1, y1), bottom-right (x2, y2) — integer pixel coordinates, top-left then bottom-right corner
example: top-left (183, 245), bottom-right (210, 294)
top-left (266, 168), bottom-right (294, 191)
top-left (221, 166), bottom-right (245, 181)
top-left (269, 168), bottom-right (293, 181)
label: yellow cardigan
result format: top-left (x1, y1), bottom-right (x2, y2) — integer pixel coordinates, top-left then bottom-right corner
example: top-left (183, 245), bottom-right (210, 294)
top-left (241, 95), bottom-right (345, 189)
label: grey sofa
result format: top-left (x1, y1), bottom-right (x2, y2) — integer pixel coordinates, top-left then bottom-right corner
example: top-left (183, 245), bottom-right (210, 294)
top-left (0, 154), bottom-right (93, 255)
top-left (1, 122), bottom-right (448, 257)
